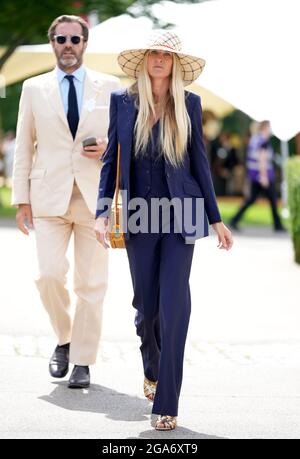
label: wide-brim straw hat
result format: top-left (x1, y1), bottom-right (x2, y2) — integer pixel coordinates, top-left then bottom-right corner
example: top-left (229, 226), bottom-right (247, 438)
top-left (117, 30), bottom-right (206, 86)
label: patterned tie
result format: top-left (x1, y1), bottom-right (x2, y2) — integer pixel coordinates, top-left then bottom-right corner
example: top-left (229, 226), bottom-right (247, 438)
top-left (65, 75), bottom-right (79, 140)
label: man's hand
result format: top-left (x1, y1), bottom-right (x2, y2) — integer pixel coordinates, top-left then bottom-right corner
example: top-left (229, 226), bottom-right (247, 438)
top-left (16, 204), bottom-right (33, 235)
top-left (95, 216), bottom-right (110, 249)
top-left (81, 138), bottom-right (107, 160)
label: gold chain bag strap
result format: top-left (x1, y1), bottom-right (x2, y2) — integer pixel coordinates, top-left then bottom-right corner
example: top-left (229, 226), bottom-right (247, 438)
top-left (109, 143), bottom-right (126, 248)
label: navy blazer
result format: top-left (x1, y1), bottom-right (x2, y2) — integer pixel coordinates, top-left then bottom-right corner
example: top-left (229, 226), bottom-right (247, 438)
top-left (96, 88), bottom-right (221, 241)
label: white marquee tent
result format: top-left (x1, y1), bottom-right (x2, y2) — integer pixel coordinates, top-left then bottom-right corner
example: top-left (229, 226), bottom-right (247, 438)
top-left (152, 0), bottom-right (300, 141)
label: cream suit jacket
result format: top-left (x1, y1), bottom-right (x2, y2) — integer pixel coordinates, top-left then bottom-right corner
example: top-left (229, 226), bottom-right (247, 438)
top-left (12, 68), bottom-right (120, 217)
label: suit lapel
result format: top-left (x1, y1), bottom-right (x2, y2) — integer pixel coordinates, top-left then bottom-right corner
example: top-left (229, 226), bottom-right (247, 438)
top-left (46, 70), bottom-right (70, 132)
top-left (119, 93), bottom-right (137, 171)
top-left (77, 71), bottom-right (93, 132)
top-left (119, 92), bottom-right (138, 182)
top-left (77, 70), bottom-right (104, 133)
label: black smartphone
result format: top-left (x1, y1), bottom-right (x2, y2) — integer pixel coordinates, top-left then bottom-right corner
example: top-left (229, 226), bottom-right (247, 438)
top-left (82, 137), bottom-right (97, 148)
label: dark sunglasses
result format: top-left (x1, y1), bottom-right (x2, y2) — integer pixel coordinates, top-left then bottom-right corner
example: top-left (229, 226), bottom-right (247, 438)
top-left (53, 35), bottom-right (84, 45)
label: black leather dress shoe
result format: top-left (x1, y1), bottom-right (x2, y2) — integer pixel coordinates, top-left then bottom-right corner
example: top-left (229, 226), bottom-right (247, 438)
top-left (49, 343), bottom-right (70, 378)
top-left (68, 365), bottom-right (90, 389)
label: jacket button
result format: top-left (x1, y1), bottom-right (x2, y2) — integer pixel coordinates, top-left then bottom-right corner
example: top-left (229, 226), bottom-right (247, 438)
top-left (166, 173), bottom-right (170, 178)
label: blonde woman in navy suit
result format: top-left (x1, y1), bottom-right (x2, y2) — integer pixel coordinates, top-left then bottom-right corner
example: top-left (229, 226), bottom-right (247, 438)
top-left (95, 31), bottom-right (233, 431)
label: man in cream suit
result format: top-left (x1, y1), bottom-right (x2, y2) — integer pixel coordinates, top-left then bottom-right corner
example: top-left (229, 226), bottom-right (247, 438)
top-left (12, 15), bottom-right (120, 388)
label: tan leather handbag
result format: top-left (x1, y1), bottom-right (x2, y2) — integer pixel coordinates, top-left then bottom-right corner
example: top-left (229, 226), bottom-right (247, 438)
top-left (109, 143), bottom-right (126, 249)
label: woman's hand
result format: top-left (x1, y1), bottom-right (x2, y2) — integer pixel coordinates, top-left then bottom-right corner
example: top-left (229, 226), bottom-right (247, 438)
top-left (212, 221), bottom-right (233, 251)
top-left (95, 217), bottom-right (110, 249)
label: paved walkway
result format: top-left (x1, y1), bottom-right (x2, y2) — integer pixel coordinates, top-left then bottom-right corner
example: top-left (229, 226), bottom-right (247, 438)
top-left (1, 223), bottom-right (300, 439)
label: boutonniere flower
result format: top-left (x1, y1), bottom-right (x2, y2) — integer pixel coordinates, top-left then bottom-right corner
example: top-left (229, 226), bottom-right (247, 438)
top-left (84, 98), bottom-right (97, 112)
top-left (84, 98), bottom-right (108, 113)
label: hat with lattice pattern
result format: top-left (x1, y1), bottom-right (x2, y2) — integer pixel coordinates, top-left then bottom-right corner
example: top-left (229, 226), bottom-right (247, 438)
top-left (117, 30), bottom-right (206, 86)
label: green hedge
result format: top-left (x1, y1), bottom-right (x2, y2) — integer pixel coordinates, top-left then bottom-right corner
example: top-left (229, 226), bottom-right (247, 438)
top-left (285, 157), bottom-right (300, 264)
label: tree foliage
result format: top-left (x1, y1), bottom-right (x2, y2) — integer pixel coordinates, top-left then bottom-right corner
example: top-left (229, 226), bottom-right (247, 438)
top-left (0, 0), bottom-right (134, 68)
top-left (0, 0), bottom-right (208, 69)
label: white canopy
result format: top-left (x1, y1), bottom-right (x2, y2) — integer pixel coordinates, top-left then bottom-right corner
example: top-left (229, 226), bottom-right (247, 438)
top-left (152, 0), bottom-right (300, 140)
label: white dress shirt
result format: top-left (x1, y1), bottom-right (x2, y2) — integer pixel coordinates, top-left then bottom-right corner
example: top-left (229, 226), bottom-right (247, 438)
top-left (57, 65), bottom-right (86, 116)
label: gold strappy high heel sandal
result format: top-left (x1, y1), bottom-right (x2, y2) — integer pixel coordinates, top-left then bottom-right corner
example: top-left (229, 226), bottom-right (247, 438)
top-left (143, 377), bottom-right (157, 402)
top-left (155, 415), bottom-right (177, 431)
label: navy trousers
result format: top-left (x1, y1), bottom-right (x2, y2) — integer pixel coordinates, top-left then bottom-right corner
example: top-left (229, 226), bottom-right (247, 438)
top-left (125, 230), bottom-right (195, 416)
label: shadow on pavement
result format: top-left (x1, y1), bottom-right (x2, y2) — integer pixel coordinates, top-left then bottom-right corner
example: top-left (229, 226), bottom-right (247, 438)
top-left (39, 381), bottom-right (225, 439)
top-left (132, 428), bottom-right (224, 439)
top-left (40, 381), bottom-right (148, 422)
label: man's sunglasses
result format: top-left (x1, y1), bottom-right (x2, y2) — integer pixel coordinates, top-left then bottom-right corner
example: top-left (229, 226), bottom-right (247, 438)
top-left (53, 35), bottom-right (84, 45)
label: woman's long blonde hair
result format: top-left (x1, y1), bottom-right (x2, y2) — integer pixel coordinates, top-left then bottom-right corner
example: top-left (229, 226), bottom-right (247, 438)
top-left (128, 52), bottom-right (191, 167)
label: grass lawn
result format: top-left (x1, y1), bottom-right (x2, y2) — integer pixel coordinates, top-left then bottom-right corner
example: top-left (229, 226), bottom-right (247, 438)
top-left (217, 197), bottom-right (286, 227)
top-left (0, 186), bottom-right (16, 218)
top-left (0, 186), bottom-right (287, 227)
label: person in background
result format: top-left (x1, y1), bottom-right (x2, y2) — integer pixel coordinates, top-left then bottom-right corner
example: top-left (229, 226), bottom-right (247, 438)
top-left (210, 132), bottom-right (239, 196)
top-left (230, 120), bottom-right (285, 231)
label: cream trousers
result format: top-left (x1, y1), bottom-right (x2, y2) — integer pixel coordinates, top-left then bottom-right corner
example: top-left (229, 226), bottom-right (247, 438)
top-left (33, 181), bottom-right (108, 365)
